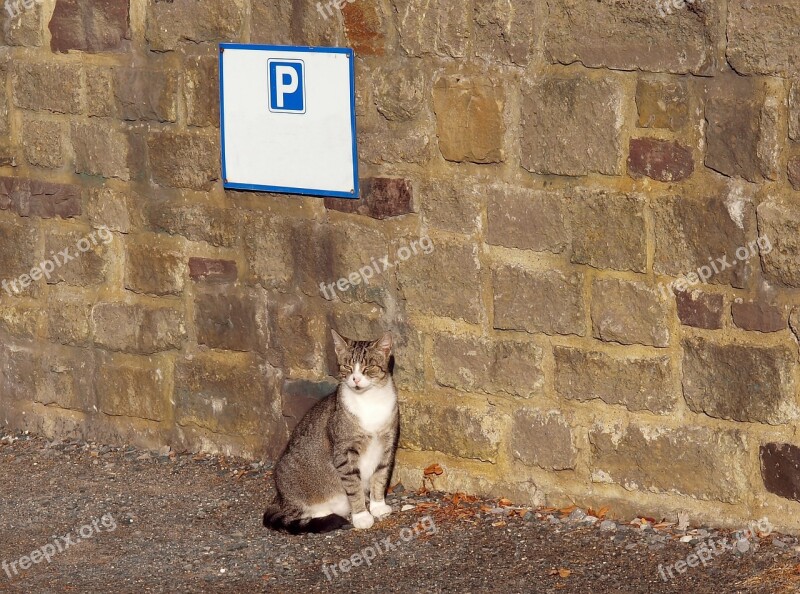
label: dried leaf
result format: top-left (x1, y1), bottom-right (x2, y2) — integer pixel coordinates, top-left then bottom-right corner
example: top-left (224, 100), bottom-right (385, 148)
top-left (558, 568), bottom-right (571, 578)
top-left (559, 505), bottom-right (577, 516)
top-left (498, 498), bottom-right (513, 507)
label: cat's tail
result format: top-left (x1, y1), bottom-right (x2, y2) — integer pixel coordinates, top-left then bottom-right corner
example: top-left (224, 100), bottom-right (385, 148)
top-left (263, 504), bottom-right (348, 535)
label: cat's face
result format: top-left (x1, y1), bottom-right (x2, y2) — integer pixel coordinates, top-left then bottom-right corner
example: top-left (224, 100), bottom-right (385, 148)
top-left (331, 330), bottom-right (393, 393)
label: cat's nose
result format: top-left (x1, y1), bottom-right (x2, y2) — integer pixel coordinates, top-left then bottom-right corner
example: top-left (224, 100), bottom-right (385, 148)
top-left (353, 376), bottom-right (362, 385)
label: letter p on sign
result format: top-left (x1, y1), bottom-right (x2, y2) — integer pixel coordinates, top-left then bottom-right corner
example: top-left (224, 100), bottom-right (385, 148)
top-left (269, 60), bottom-right (305, 113)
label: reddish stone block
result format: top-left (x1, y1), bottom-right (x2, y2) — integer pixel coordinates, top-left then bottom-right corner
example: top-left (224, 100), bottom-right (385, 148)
top-left (342, 2), bottom-right (384, 55)
top-left (674, 289), bottom-right (724, 330)
top-left (188, 258), bottom-right (238, 283)
top-left (732, 301), bottom-right (787, 333)
top-left (0, 177), bottom-right (81, 218)
top-left (761, 443), bottom-right (800, 502)
top-left (324, 178), bottom-right (413, 219)
top-left (49, 0), bottom-right (130, 53)
top-left (628, 138), bottom-right (694, 182)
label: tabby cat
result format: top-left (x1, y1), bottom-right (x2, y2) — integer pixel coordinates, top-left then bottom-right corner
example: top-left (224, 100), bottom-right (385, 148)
top-left (263, 330), bottom-right (399, 534)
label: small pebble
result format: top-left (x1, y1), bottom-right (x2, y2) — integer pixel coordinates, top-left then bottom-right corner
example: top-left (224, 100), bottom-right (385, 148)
top-left (568, 509), bottom-right (586, 522)
top-left (401, 504), bottom-right (415, 512)
top-left (600, 520), bottom-right (617, 532)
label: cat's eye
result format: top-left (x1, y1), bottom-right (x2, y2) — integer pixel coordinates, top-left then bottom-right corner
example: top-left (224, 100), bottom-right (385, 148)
top-left (340, 365), bottom-right (353, 373)
top-left (364, 365), bottom-right (381, 374)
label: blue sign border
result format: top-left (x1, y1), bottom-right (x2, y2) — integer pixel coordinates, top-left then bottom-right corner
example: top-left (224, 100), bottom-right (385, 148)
top-left (219, 43), bottom-right (360, 200)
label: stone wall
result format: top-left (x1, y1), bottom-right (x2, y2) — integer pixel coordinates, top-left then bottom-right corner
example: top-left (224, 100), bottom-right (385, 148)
top-left (2, 0), bottom-right (800, 531)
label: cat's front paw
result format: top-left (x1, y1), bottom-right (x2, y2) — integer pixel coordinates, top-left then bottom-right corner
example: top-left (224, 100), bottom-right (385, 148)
top-left (351, 510), bottom-right (375, 530)
top-left (369, 501), bottom-right (392, 520)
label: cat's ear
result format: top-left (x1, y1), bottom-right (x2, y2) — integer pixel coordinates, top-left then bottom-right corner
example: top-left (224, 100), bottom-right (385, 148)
top-left (331, 329), bottom-right (349, 358)
top-left (374, 332), bottom-right (393, 358)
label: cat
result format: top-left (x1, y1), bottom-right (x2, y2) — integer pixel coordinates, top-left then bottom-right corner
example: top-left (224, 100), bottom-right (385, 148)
top-left (263, 330), bottom-right (399, 534)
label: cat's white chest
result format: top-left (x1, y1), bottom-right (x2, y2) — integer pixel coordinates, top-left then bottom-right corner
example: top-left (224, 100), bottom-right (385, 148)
top-left (341, 382), bottom-right (397, 433)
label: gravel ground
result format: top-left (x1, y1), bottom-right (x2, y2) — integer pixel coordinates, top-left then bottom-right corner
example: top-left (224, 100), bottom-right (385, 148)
top-left (1, 430), bottom-right (799, 594)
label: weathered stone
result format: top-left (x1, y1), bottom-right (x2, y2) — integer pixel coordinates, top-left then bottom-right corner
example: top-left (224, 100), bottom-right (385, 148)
top-left (21, 117), bottom-right (65, 169)
top-left (95, 352), bottom-right (170, 421)
top-left (71, 120), bottom-right (130, 180)
top-left (636, 78), bottom-right (689, 130)
top-left (432, 335), bottom-right (543, 398)
top-left (790, 308), bottom-right (800, 342)
top-left (268, 293), bottom-right (326, 373)
top-left (324, 178), bottom-right (413, 219)
top-left (474, 0), bottom-right (536, 66)
top-left (372, 63), bottom-right (425, 123)
top-left (1, 1), bottom-right (43, 46)
top-left (47, 290), bottom-right (91, 346)
top-left (92, 302), bottom-right (186, 355)
top-left (590, 424), bottom-right (747, 503)
top-left (44, 229), bottom-right (110, 287)
top-left (12, 62), bottom-right (82, 114)
top-left (544, 0), bottom-right (716, 74)
top-left (788, 157), bottom-right (800, 191)
top-left (511, 410), bottom-right (576, 470)
top-left (628, 138), bottom-right (694, 182)
top-left (493, 265), bottom-right (585, 336)
top-left (145, 0), bottom-right (247, 51)
top-left (761, 443), bottom-right (800, 502)
top-left (113, 66), bottom-right (178, 122)
top-left (0, 177), bottom-right (80, 219)
top-left (359, 121), bottom-right (432, 165)
top-left (392, 0), bottom-right (470, 58)
top-left (281, 378), bottom-right (338, 432)
top-left (342, 1), bottom-right (384, 55)
top-left (568, 189), bottom-right (646, 273)
top-left (520, 75), bottom-right (622, 176)
top-left (554, 347), bottom-right (676, 414)
top-left (250, 0), bottom-right (341, 46)
top-left (732, 301), bottom-right (787, 333)
top-left (653, 192), bottom-right (756, 289)
top-left (0, 222), bottom-right (39, 296)
top-left (674, 289), bottom-right (724, 330)
top-left (174, 353), bottom-right (276, 436)
top-left (189, 258), bottom-right (237, 283)
top-left (85, 187), bottom-right (130, 233)
top-left (37, 346), bottom-right (97, 412)
top-left (149, 199), bottom-right (236, 248)
top-left (727, 1), bottom-right (800, 76)
top-left (0, 302), bottom-right (40, 339)
top-left (400, 400), bottom-right (504, 462)
top-left (148, 130), bottom-right (219, 190)
top-left (421, 178), bottom-right (482, 235)
top-left (184, 55), bottom-right (219, 127)
top-left (242, 214), bottom-right (295, 291)
top-left (487, 185), bottom-right (569, 254)
top-left (433, 74), bottom-right (505, 164)
top-left (757, 199), bottom-right (800, 287)
top-left (705, 74), bottom-right (772, 183)
top-left (125, 238), bottom-right (185, 296)
top-left (592, 278), bottom-right (671, 348)
top-left (194, 285), bottom-right (268, 353)
top-left (85, 66), bottom-right (114, 117)
top-left (398, 241), bottom-right (482, 324)
top-left (683, 337), bottom-right (798, 424)
top-left (49, 0), bottom-right (130, 53)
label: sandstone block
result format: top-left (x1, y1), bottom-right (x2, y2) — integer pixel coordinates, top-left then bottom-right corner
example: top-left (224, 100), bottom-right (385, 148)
top-left (493, 266), bottom-right (585, 337)
top-left (683, 337), bottom-right (798, 425)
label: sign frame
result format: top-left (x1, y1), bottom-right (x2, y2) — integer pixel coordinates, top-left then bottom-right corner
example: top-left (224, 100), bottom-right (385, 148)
top-left (219, 43), bottom-right (360, 199)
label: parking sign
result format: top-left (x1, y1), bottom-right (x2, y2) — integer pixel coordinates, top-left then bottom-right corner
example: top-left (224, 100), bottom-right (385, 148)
top-left (268, 60), bottom-right (305, 113)
top-left (220, 44), bottom-right (359, 199)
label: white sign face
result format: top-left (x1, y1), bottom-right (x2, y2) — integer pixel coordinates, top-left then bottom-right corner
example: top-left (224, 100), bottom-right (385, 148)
top-left (219, 44), bottom-right (359, 199)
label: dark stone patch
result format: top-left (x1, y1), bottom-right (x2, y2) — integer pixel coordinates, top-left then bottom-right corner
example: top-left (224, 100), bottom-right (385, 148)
top-left (0, 177), bottom-right (81, 218)
top-left (628, 138), bottom-right (694, 182)
top-left (674, 289), bottom-right (724, 330)
top-left (49, 0), bottom-right (130, 53)
top-left (732, 301), bottom-right (787, 333)
top-left (281, 378), bottom-right (338, 432)
top-left (761, 443), bottom-right (800, 502)
top-left (188, 258), bottom-right (237, 283)
top-left (325, 178), bottom-right (413, 219)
